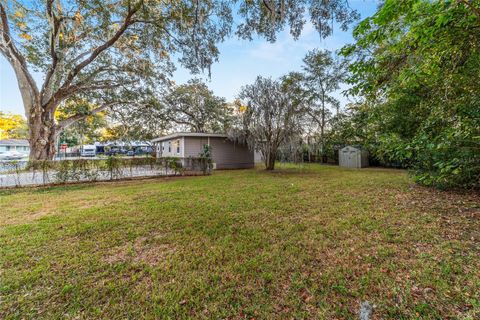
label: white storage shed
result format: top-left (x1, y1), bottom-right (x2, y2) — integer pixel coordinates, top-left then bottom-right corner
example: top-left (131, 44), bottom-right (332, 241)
top-left (339, 146), bottom-right (369, 168)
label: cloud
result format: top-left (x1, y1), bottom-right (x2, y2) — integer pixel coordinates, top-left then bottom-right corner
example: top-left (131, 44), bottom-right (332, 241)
top-left (248, 27), bottom-right (318, 63)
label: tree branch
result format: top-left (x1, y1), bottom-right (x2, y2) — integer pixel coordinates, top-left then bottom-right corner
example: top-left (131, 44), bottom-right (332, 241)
top-left (41, 0), bottom-right (63, 102)
top-left (56, 102), bottom-right (118, 131)
top-left (0, 3), bottom-right (40, 114)
top-left (49, 5), bottom-right (139, 110)
top-left (458, 0), bottom-right (480, 22)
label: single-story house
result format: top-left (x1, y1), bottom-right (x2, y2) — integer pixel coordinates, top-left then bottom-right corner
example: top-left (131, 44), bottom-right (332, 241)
top-left (151, 133), bottom-right (254, 169)
top-left (0, 139), bottom-right (30, 154)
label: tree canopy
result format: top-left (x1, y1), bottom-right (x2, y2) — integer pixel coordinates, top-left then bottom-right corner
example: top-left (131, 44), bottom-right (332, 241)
top-left (284, 49), bottom-right (348, 159)
top-left (164, 79), bottom-right (233, 133)
top-left (55, 98), bottom-right (108, 146)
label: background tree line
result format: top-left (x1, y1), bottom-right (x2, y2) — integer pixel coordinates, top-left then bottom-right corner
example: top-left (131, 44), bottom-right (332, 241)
top-left (231, 0), bottom-right (479, 189)
top-left (339, 0), bottom-right (480, 189)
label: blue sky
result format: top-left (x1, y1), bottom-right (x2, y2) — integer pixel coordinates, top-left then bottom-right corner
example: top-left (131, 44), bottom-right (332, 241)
top-left (0, 0), bottom-right (379, 116)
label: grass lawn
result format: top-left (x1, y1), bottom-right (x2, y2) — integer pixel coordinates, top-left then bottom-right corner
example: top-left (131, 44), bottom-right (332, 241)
top-left (1, 164), bottom-right (479, 319)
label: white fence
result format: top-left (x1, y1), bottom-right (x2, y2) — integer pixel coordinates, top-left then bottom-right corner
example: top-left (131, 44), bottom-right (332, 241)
top-left (0, 157), bottom-right (211, 188)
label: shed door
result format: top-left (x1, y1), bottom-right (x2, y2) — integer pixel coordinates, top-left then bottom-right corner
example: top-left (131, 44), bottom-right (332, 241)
top-left (341, 149), bottom-right (359, 168)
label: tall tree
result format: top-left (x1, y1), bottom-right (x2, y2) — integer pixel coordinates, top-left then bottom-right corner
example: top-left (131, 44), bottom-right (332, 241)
top-left (301, 49), bottom-right (347, 157)
top-left (165, 79), bottom-right (232, 133)
top-left (0, 0), bottom-right (359, 160)
top-left (233, 76), bottom-right (305, 170)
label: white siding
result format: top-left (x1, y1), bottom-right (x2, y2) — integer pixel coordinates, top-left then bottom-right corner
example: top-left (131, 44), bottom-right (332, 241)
top-left (157, 138), bottom-right (184, 157)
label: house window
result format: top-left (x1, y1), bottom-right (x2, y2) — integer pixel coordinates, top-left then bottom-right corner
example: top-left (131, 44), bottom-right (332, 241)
top-left (176, 139), bottom-right (180, 154)
top-left (168, 141), bottom-right (171, 152)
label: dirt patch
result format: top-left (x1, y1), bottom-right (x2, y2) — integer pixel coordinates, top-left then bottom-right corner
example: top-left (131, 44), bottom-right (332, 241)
top-left (395, 186), bottom-right (480, 241)
top-left (0, 203), bottom-right (57, 227)
top-left (390, 185), bottom-right (479, 212)
top-left (104, 236), bottom-right (177, 266)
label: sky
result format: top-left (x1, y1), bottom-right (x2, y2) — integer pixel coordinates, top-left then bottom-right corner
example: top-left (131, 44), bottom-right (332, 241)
top-left (0, 0), bottom-right (379, 116)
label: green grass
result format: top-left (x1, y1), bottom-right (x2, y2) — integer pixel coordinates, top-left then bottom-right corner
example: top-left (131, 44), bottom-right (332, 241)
top-left (1, 164), bottom-right (479, 319)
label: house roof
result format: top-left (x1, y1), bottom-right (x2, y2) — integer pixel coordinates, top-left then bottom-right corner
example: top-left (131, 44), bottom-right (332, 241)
top-left (151, 132), bottom-right (228, 143)
top-left (0, 139), bottom-right (29, 146)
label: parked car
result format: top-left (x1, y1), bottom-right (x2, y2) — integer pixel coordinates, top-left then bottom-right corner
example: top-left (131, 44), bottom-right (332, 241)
top-left (134, 147), bottom-right (153, 156)
top-left (105, 148), bottom-right (127, 156)
top-left (127, 150), bottom-right (135, 156)
top-left (0, 151), bottom-right (26, 160)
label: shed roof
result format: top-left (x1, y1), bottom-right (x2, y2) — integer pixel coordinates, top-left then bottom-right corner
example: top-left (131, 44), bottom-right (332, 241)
top-left (340, 145), bottom-right (366, 151)
top-left (0, 139), bottom-right (29, 146)
top-left (151, 132), bottom-right (228, 143)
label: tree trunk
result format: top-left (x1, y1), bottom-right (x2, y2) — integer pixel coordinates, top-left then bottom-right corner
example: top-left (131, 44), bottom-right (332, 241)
top-left (28, 104), bottom-right (57, 160)
top-left (265, 149), bottom-right (276, 170)
top-left (266, 155), bottom-right (275, 170)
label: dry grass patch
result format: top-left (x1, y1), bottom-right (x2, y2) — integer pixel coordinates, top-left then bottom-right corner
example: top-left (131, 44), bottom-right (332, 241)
top-left (105, 235), bottom-right (177, 266)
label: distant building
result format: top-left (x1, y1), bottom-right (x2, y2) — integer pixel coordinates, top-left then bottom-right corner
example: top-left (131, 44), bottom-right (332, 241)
top-left (152, 133), bottom-right (254, 169)
top-left (0, 139), bottom-right (29, 154)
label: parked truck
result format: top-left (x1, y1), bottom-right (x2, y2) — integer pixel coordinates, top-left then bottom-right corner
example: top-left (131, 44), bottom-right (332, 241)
top-left (80, 145), bottom-right (96, 157)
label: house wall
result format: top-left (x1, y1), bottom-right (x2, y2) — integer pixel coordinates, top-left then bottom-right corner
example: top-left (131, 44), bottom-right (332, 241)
top-left (184, 136), bottom-right (254, 169)
top-left (183, 136), bottom-right (209, 158)
top-left (156, 138), bottom-right (184, 158)
top-left (154, 136), bottom-right (254, 169)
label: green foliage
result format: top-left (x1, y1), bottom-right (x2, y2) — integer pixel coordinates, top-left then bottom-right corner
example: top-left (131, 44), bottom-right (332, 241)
top-left (0, 112), bottom-right (28, 140)
top-left (234, 76), bottom-right (306, 170)
top-left (165, 79), bottom-right (233, 133)
top-left (1, 0), bottom-right (360, 160)
top-left (1, 157), bottom-right (210, 187)
top-left (104, 156), bottom-right (123, 180)
top-left (56, 98), bottom-right (108, 146)
top-left (199, 144), bottom-right (212, 159)
top-left (341, 0), bottom-right (480, 189)
top-left (281, 50), bottom-right (347, 160)
top-left (198, 144), bottom-right (213, 174)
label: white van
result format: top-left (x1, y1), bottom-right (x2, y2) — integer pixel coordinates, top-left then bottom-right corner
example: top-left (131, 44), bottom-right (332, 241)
top-left (81, 145), bottom-right (96, 157)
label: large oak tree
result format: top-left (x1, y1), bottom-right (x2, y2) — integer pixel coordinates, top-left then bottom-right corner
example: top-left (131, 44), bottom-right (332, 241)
top-left (164, 79), bottom-right (232, 133)
top-left (0, 0), bottom-right (359, 160)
